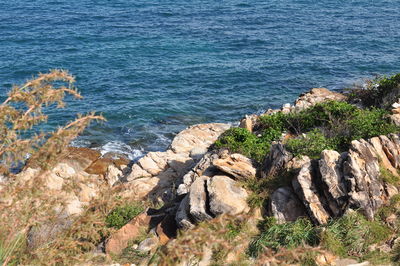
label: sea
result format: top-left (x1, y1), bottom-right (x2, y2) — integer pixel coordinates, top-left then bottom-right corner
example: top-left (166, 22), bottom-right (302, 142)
top-left (1, 0), bottom-right (400, 160)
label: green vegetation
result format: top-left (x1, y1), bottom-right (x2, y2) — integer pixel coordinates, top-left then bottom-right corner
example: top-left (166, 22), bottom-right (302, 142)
top-left (379, 164), bottom-right (400, 186)
top-left (216, 100), bottom-right (398, 161)
top-left (248, 218), bottom-right (318, 257)
top-left (347, 72), bottom-right (400, 107)
top-left (249, 212), bottom-right (394, 264)
top-left (105, 204), bottom-right (144, 229)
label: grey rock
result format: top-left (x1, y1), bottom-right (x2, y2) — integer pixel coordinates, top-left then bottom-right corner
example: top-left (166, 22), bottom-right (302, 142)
top-left (137, 237), bottom-right (159, 252)
top-left (213, 153), bottom-right (256, 180)
top-left (270, 187), bottom-right (308, 223)
top-left (262, 143), bottom-right (293, 178)
top-left (175, 194), bottom-right (194, 230)
top-left (319, 150), bottom-right (348, 217)
top-left (189, 176), bottom-right (213, 223)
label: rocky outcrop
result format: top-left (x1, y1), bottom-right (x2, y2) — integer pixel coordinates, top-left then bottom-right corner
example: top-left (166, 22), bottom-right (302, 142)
top-left (270, 133), bottom-right (400, 224)
top-left (293, 88), bottom-right (347, 111)
top-left (125, 123), bottom-right (230, 201)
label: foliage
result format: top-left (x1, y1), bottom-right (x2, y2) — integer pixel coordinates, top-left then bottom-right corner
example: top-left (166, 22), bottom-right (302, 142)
top-left (214, 127), bottom-right (272, 163)
top-left (0, 233), bottom-right (24, 266)
top-left (0, 70), bottom-right (105, 171)
top-left (346, 73), bottom-right (400, 107)
top-left (216, 100), bottom-right (398, 161)
top-left (248, 218), bottom-right (318, 257)
top-left (286, 129), bottom-right (337, 159)
top-left (379, 164), bottom-right (400, 186)
top-left (106, 204), bottom-right (144, 229)
top-left (321, 212), bottom-right (391, 258)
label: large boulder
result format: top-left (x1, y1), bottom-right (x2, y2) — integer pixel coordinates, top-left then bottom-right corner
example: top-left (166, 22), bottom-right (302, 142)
top-left (261, 143), bottom-right (293, 178)
top-left (207, 175), bottom-right (249, 216)
top-left (189, 176), bottom-right (213, 223)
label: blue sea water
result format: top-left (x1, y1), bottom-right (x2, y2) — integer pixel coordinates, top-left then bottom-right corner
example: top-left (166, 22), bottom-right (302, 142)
top-left (1, 0), bottom-right (400, 158)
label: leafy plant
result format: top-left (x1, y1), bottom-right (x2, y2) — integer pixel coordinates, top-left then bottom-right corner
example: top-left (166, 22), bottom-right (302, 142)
top-left (106, 204), bottom-right (144, 229)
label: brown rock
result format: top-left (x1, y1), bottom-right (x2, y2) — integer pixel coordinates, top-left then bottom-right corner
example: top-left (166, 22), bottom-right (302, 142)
top-left (239, 115), bottom-right (258, 133)
top-left (294, 88), bottom-right (346, 111)
top-left (85, 158), bottom-right (114, 175)
top-left (105, 212), bottom-right (151, 255)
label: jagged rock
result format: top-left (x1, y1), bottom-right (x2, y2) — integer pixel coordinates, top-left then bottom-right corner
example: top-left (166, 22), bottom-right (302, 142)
top-left (262, 143), bottom-right (293, 178)
top-left (120, 177), bottom-right (159, 200)
top-left (177, 151), bottom-right (219, 195)
top-left (390, 114), bottom-right (400, 126)
top-left (213, 153), bottom-right (256, 180)
top-left (270, 187), bottom-right (308, 223)
top-left (369, 137), bottom-right (399, 176)
top-left (380, 135), bottom-right (400, 168)
top-left (294, 88), bottom-right (347, 111)
top-left (175, 194), bottom-right (194, 229)
top-left (105, 212), bottom-right (151, 255)
top-left (319, 150), bottom-right (348, 217)
top-left (189, 176), bottom-right (213, 222)
top-left (207, 175), bottom-right (249, 216)
top-left (292, 158), bottom-right (330, 224)
top-left (343, 139), bottom-right (383, 220)
top-left (170, 123), bottom-right (230, 154)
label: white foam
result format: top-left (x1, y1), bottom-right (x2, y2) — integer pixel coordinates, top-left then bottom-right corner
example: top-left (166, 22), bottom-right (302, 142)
top-left (99, 141), bottom-right (144, 161)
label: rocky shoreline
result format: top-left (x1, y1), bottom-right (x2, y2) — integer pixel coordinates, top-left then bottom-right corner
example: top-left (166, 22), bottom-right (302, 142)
top-left (2, 86), bottom-right (400, 265)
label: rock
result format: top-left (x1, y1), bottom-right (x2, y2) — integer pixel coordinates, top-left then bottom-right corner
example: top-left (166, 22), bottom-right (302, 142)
top-left (105, 164), bottom-right (123, 186)
top-left (105, 212), bottom-right (151, 255)
top-left (294, 88), bottom-right (347, 111)
top-left (379, 135), bottom-right (400, 169)
top-left (390, 114), bottom-right (400, 126)
top-left (319, 150), bottom-right (348, 217)
top-left (52, 163), bottom-right (76, 178)
top-left (85, 158), bottom-right (114, 176)
top-left (262, 143), bottom-right (293, 178)
top-left (392, 108), bottom-right (400, 114)
top-left (207, 175), bottom-right (249, 216)
top-left (292, 158), bottom-right (330, 224)
top-left (170, 123), bottom-right (230, 154)
top-left (343, 139), bottom-right (383, 220)
top-left (213, 153), bottom-right (256, 180)
top-left (270, 187), bottom-right (308, 223)
top-left (175, 194), bottom-right (195, 230)
top-left (189, 176), bottom-right (213, 222)
top-left (120, 177), bottom-right (160, 200)
top-left (369, 137), bottom-right (399, 176)
top-left (239, 115), bottom-right (258, 133)
top-left (44, 172), bottom-right (64, 190)
top-left (177, 151), bottom-right (219, 196)
top-left (137, 237), bottom-right (159, 252)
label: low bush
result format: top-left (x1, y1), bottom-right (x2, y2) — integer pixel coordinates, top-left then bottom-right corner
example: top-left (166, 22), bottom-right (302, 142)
top-left (214, 127), bottom-right (273, 163)
top-left (105, 204), bottom-right (144, 229)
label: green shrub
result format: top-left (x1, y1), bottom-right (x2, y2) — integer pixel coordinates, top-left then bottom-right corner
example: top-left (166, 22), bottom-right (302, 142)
top-left (105, 204), bottom-right (144, 229)
top-left (214, 127), bottom-right (272, 163)
top-left (248, 218), bottom-right (318, 257)
top-left (286, 129), bottom-right (337, 159)
top-left (321, 212), bottom-right (391, 257)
